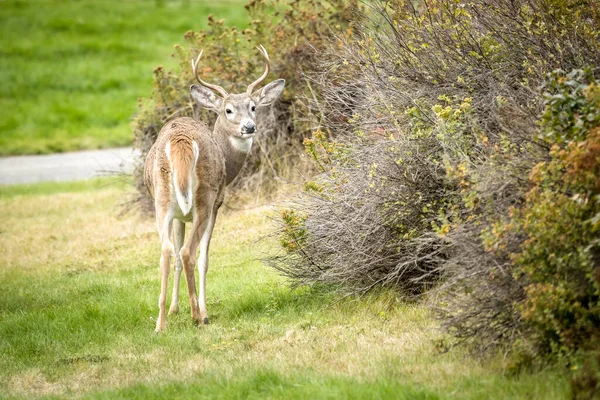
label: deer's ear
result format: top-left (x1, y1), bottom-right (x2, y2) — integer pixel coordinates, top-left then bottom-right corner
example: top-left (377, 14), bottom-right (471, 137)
top-left (254, 79), bottom-right (285, 106)
top-left (190, 84), bottom-right (222, 112)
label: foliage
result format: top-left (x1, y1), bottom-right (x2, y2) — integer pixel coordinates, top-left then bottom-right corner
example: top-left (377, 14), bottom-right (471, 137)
top-left (489, 72), bottom-right (600, 360)
top-left (541, 69), bottom-right (600, 144)
top-left (570, 348), bottom-right (600, 400)
top-left (131, 0), bottom-right (354, 212)
top-left (269, 0), bottom-right (600, 365)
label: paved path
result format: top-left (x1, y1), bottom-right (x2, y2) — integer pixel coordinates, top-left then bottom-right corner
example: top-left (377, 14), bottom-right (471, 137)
top-left (0, 147), bottom-right (139, 185)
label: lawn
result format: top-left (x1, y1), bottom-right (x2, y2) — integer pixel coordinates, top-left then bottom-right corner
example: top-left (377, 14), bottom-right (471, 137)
top-left (0, 179), bottom-right (569, 399)
top-left (0, 0), bottom-right (247, 156)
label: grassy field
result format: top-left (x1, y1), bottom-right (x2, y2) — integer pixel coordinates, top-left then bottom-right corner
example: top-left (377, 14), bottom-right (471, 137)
top-left (0, 179), bottom-right (570, 399)
top-left (0, 0), bottom-right (247, 156)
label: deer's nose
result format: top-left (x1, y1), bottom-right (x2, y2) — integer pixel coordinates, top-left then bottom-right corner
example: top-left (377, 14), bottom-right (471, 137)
top-left (244, 122), bottom-right (256, 134)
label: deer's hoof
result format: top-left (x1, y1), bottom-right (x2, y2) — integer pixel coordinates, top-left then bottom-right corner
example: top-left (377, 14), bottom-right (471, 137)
top-left (203, 317), bottom-right (209, 325)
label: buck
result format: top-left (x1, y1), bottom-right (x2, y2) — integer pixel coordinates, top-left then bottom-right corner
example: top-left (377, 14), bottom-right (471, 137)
top-left (144, 46), bottom-right (284, 332)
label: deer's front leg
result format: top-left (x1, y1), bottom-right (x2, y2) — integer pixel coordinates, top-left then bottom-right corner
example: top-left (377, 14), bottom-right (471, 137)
top-left (155, 206), bottom-right (174, 333)
top-left (169, 219), bottom-right (186, 315)
top-left (198, 206), bottom-right (218, 325)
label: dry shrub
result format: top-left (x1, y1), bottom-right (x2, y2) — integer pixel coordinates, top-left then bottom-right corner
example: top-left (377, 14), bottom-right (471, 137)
top-left (131, 0), bottom-right (355, 213)
top-left (271, 130), bottom-right (451, 295)
top-left (269, 0), bottom-right (600, 359)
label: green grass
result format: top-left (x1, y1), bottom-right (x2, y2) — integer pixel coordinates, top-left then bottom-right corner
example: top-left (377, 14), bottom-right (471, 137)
top-left (0, 180), bottom-right (570, 399)
top-left (0, 0), bottom-right (247, 156)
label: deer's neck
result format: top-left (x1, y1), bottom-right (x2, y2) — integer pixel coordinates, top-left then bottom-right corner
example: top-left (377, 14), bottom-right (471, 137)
top-left (213, 120), bottom-right (253, 186)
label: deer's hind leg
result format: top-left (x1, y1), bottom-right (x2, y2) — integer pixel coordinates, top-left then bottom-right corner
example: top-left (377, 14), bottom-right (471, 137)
top-left (154, 200), bottom-right (174, 333)
top-left (169, 219), bottom-right (185, 315)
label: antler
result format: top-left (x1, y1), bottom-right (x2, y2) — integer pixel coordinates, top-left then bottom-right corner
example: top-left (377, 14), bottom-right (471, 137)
top-left (191, 50), bottom-right (229, 98)
top-left (246, 45), bottom-right (270, 95)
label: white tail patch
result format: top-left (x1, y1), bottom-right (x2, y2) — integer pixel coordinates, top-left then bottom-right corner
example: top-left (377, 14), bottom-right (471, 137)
top-left (168, 141), bottom-right (199, 217)
top-left (173, 170), bottom-right (192, 216)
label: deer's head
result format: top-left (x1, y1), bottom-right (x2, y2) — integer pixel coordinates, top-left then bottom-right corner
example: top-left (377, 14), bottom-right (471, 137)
top-left (190, 45), bottom-right (285, 141)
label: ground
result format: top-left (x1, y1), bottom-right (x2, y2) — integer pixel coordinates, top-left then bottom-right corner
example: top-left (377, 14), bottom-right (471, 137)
top-left (0, 179), bottom-right (569, 399)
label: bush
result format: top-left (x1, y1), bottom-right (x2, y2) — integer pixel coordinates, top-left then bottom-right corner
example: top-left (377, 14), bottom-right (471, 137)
top-left (571, 348), bottom-right (600, 400)
top-left (271, 129), bottom-right (451, 294)
top-left (494, 71), bottom-right (600, 358)
top-left (268, 0), bottom-right (600, 361)
top-left (131, 0), bottom-right (354, 213)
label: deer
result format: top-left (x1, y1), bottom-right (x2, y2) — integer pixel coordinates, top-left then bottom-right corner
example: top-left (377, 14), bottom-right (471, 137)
top-left (144, 45), bottom-right (285, 332)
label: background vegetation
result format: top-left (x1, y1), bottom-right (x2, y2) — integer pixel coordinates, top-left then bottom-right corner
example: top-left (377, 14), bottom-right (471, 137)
top-left (131, 0), bottom-right (355, 211)
top-left (260, 0), bottom-right (600, 393)
top-left (0, 0), bottom-right (247, 155)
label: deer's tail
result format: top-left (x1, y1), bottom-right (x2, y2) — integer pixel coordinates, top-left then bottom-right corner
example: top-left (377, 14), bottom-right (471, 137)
top-left (166, 137), bottom-right (199, 216)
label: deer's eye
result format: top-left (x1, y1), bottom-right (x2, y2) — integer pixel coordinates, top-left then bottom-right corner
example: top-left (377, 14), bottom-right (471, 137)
top-left (226, 108), bottom-right (233, 114)
top-left (251, 105), bottom-right (256, 112)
